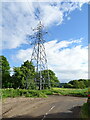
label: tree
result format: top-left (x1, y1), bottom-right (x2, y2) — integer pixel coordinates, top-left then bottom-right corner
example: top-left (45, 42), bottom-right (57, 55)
top-left (12, 60), bottom-right (36, 89)
top-left (41, 70), bottom-right (60, 88)
top-left (12, 67), bottom-right (23, 88)
top-left (68, 79), bottom-right (86, 89)
top-left (79, 81), bottom-right (86, 89)
top-left (64, 83), bottom-right (74, 88)
top-left (84, 80), bottom-right (89, 87)
top-left (0, 56), bottom-right (11, 88)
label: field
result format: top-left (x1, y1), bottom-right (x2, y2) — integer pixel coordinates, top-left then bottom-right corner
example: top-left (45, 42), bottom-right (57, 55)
top-left (1, 87), bottom-right (88, 98)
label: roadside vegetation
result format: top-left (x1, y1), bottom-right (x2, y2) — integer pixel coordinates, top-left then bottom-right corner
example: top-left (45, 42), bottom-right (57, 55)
top-left (80, 87), bottom-right (90, 119)
top-left (80, 103), bottom-right (90, 119)
top-left (0, 55), bottom-right (89, 99)
top-left (1, 88), bottom-right (47, 98)
top-left (1, 87), bottom-right (88, 98)
top-left (52, 87), bottom-right (88, 97)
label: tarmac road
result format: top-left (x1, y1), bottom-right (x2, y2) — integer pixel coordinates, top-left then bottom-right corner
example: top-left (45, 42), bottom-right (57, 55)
top-left (2, 95), bottom-right (87, 119)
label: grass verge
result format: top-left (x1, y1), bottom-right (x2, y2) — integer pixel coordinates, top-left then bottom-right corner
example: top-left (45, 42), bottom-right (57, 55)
top-left (1, 88), bottom-right (47, 98)
top-left (1, 87), bottom-right (88, 98)
top-left (51, 87), bottom-right (88, 97)
top-left (80, 103), bottom-right (90, 119)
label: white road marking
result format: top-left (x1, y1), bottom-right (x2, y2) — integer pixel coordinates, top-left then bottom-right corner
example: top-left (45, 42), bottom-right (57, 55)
top-left (41, 106), bottom-right (55, 120)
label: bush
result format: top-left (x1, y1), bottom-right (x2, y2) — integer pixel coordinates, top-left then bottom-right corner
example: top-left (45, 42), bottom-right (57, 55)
top-left (81, 103), bottom-right (90, 118)
top-left (2, 88), bottom-right (47, 98)
top-left (41, 90), bottom-right (53, 95)
top-left (1, 88), bottom-right (88, 98)
top-left (24, 90), bottom-right (47, 98)
top-left (2, 88), bottom-right (20, 98)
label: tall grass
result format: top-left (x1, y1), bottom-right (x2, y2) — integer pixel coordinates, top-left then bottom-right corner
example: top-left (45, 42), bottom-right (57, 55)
top-left (1, 87), bottom-right (88, 98)
top-left (1, 88), bottom-right (47, 98)
top-left (80, 103), bottom-right (90, 119)
top-left (52, 88), bottom-right (88, 97)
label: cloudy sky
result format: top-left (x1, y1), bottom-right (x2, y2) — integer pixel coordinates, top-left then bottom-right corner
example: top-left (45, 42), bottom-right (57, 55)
top-left (0, 0), bottom-right (89, 83)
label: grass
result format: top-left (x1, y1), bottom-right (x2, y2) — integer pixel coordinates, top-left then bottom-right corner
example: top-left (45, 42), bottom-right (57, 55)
top-left (51, 87), bottom-right (88, 97)
top-left (1, 88), bottom-right (47, 98)
top-left (80, 103), bottom-right (90, 119)
top-left (0, 87), bottom-right (88, 98)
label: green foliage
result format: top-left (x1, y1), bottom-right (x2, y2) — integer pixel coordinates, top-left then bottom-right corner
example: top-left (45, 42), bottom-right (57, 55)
top-left (88, 88), bottom-right (90, 94)
top-left (2, 88), bottom-right (47, 98)
top-left (0, 56), bottom-right (11, 88)
top-left (1, 55), bottom-right (89, 91)
top-left (63, 83), bottom-right (74, 88)
top-left (64, 79), bottom-right (89, 89)
top-left (41, 70), bottom-right (60, 88)
top-left (80, 103), bottom-right (90, 118)
top-left (41, 89), bottom-right (54, 95)
top-left (1, 56), bottom-right (60, 90)
top-left (2, 88), bottom-right (88, 98)
top-left (12, 60), bottom-right (36, 89)
top-left (73, 80), bottom-right (86, 89)
top-left (0, 56), bottom-right (10, 73)
top-left (52, 87), bottom-right (88, 97)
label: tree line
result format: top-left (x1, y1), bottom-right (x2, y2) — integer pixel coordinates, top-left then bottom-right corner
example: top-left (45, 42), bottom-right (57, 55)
top-left (0, 56), bottom-right (60, 89)
top-left (0, 55), bottom-right (89, 89)
top-left (63, 79), bottom-right (90, 89)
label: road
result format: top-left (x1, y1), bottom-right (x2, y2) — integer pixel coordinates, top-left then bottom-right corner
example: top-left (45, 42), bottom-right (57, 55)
top-left (2, 95), bottom-right (87, 119)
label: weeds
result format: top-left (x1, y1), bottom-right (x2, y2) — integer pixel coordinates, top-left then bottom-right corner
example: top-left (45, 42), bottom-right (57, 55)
top-left (80, 103), bottom-right (90, 119)
top-left (1, 87), bottom-right (88, 98)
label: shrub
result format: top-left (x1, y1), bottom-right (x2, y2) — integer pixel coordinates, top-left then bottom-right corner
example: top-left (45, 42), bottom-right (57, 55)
top-left (81, 103), bottom-right (90, 118)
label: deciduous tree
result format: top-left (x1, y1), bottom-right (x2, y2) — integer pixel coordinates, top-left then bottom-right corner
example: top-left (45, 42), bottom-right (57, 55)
top-left (0, 56), bottom-right (10, 88)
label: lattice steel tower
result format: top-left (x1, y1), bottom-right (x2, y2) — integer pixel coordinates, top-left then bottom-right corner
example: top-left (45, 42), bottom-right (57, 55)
top-left (28, 21), bottom-right (50, 90)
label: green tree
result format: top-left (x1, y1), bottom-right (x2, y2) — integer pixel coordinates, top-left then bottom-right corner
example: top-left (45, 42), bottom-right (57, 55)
top-left (12, 67), bottom-right (23, 88)
top-left (64, 83), bottom-right (74, 88)
top-left (79, 81), bottom-right (86, 89)
top-left (83, 80), bottom-right (88, 87)
top-left (41, 70), bottom-right (60, 88)
top-left (12, 60), bottom-right (36, 89)
top-left (73, 80), bottom-right (80, 88)
top-left (0, 56), bottom-right (11, 88)
top-left (69, 80), bottom-right (86, 89)
top-left (79, 79), bottom-right (89, 88)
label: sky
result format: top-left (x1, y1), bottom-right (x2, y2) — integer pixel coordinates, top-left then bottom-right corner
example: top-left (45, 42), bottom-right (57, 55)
top-left (0, 0), bottom-right (89, 83)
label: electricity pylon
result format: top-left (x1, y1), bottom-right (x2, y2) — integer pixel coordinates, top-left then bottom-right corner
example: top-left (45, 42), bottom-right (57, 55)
top-left (27, 21), bottom-right (50, 90)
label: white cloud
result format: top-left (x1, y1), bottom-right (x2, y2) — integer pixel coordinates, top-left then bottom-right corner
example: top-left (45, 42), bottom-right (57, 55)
top-left (45, 40), bottom-right (88, 82)
top-left (15, 38), bottom-right (88, 82)
top-left (1, 0), bottom-right (90, 3)
top-left (1, 1), bottom-right (88, 49)
top-left (15, 48), bottom-right (32, 62)
top-left (41, 5), bottom-right (63, 26)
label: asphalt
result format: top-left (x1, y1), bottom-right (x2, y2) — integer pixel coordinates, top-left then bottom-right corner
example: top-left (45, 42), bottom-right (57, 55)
top-left (2, 95), bottom-right (87, 120)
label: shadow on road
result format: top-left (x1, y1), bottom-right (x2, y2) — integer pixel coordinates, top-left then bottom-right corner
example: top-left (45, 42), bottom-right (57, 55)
top-left (2, 106), bottom-right (88, 120)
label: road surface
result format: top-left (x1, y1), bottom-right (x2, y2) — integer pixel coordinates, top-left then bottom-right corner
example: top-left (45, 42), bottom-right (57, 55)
top-left (2, 95), bottom-right (87, 119)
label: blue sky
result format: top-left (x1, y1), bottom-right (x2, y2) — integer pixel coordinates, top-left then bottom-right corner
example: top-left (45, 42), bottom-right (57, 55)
top-left (48, 4), bottom-right (88, 44)
top-left (1, 1), bottom-right (89, 83)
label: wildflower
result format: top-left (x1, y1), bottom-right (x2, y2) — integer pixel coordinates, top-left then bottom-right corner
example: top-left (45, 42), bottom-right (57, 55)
top-left (88, 94), bottom-right (90, 98)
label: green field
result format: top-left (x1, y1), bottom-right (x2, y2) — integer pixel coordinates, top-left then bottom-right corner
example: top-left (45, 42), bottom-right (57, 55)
top-left (0, 87), bottom-right (88, 98)
top-left (52, 87), bottom-right (88, 96)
